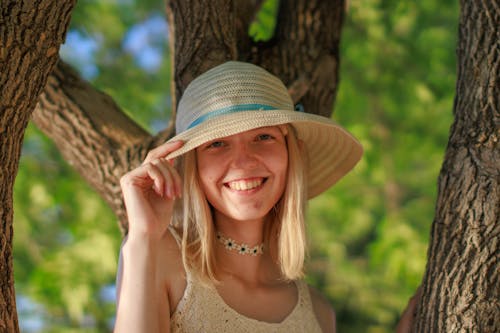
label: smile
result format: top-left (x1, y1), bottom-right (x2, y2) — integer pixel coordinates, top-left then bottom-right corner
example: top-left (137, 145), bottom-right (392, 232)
top-left (225, 178), bottom-right (266, 191)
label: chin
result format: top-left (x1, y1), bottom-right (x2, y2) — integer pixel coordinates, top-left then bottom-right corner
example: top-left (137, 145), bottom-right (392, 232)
top-left (226, 209), bottom-right (271, 223)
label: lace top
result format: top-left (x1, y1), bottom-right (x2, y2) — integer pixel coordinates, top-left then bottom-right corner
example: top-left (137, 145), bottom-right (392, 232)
top-left (170, 272), bottom-right (323, 333)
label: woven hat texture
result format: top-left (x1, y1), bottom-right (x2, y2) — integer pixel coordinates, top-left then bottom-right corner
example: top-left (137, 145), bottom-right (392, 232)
top-left (166, 61), bottom-right (363, 198)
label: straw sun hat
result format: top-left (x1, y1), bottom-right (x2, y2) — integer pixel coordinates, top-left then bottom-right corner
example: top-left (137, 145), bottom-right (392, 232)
top-left (166, 61), bottom-right (363, 198)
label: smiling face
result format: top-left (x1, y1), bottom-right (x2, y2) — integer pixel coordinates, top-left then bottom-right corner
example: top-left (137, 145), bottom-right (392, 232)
top-left (195, 126), bottom-right (289, 225)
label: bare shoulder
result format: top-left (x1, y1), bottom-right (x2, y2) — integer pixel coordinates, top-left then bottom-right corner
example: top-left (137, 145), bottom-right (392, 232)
top-left (160, 227), bottom-right (185, 281)
top-left (158, 227), bottom-right (187, 313)
top-left (161, 226), bottom-right (184, 260)
top-left (308, 285), bottom-right (337, 333)
top-left (117, 228), bottom-right (186, 313)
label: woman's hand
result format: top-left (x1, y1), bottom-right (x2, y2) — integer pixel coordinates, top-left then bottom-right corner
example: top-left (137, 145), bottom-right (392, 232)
top-left (120, 140), bottom-right (184, 240)
top-left (396, 286), bottom-right (422, 333)
top-left (115, 141), bottom-right (183, 333)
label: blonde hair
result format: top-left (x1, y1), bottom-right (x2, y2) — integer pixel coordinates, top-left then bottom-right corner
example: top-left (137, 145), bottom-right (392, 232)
top-left (171, 125), bottom-right (308, 283)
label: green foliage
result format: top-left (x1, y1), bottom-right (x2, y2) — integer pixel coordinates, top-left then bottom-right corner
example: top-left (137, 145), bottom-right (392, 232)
top-left (13, 0), bottom-right (458, 332)
top-left (64, 0), bottom-right (172, 132)
top-left (306, 0), bottom-right (458, 331)
top-left (14, 125), bottom-right (120, 331)
top-left (248, 0), bottom-right (279, 42)
top-left (14, 0), bottom-right (170, 331)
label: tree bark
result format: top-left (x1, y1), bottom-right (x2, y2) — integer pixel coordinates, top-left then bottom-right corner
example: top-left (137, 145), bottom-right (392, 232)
top-left (33, 61), bottom-right (153, 230)
top-left (4, 0), bottom-right (498, 331)
top-left (30, 0), bottom-right (346, 232)
top-left (415, 1), bottom-right (499, 332)
top-left (166, 0), bottom-right (345, 117)
top-left (249, 0), bottom-right (345, 118)
top-left (0, 1), bottom-right (76, 331)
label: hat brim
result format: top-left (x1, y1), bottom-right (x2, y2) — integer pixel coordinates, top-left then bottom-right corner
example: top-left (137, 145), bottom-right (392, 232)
top-left (166, 110), bottom-right (363, 198)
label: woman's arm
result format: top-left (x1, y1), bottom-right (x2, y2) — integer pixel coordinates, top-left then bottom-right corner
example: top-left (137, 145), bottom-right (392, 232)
top-left (114, 141), bottom-right (184, 333)
top-left (115, 236), bottom-right (170, 333)
top-left (396, 286), bottom-right (422, 333)
top-left (309, 286), bottom-right (337, 333)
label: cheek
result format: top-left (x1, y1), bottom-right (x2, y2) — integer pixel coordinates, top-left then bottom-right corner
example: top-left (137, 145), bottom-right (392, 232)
top-left (196, 153), bottom-right (221, 192)
top-left (196, 165), bottom-right (218, 209)
top-left (196, 153), bottom-right (210, 190)
top-left (268, 146), bottom-right (289, 185)
top-left (277, 155), bottom-right (288, 179)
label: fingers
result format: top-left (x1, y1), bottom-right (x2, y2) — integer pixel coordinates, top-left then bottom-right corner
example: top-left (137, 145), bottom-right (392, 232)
top-left (143, 140), bottom-right (184, 165)
top-left (150, 158), bottom-right (182, 199)
top-left (121, 157), bottom-right (182, 200)
top-left (121, 141), bottom-right (183, 202)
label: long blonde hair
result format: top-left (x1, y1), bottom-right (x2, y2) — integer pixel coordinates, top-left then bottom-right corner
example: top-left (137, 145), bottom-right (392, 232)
top-left (171, 125), bottom-right (308, 282)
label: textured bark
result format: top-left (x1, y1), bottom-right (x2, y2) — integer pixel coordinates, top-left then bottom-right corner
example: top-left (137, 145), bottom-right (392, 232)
top-left (32, 61), bottom-right (152, 229)
top-left (250, 0), bottom-right (345, 118)
top-left (415, 1), bottom-right (500, 332)
top-left (0, 1), bottom-right (76, 331)
top-left (31, 0), bottom-right (346, 232)
top-left (165, 0), bottom-right (238, 117)
top-left (4, 0), bottom-right (497, 330)
top-left (166, 0), bottom-right (345, 117)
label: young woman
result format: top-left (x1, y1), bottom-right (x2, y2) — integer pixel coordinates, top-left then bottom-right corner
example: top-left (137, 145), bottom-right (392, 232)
top-left (114, 61), bottom-right (414, 332)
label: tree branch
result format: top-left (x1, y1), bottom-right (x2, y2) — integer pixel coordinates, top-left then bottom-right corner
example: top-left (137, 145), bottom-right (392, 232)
top-left (166, 0), bottom-right (238, 116)
top-left (33, 61), bottom-right (163, 232)
top-left (415, 1), bottom-right (500, 331)
top-left (234, 0), bottom-right (266, 57)
top-left (251, 0), bottom-right (346, 118)
top-left (0, 0), bottom-right (77, 330)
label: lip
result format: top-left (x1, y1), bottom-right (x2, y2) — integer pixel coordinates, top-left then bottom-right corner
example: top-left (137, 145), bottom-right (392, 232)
top-left (223, 177), bottom-right (268, 192)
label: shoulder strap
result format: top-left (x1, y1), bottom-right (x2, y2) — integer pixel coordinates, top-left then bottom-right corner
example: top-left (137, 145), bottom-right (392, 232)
top-left (296, 279), bottom-right (314, 307)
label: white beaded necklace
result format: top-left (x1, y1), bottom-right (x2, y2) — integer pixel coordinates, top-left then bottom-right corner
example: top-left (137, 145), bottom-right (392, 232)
top-left (216, 231), bottom-right (264, 256)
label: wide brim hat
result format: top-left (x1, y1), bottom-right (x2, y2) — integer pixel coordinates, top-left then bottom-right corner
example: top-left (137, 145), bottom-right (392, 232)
top-left (166, 61), bottom-right (363, 198)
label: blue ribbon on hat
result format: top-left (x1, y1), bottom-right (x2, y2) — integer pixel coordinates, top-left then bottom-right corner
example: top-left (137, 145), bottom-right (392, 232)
top-left (187, 103), bottom-right (278, 129)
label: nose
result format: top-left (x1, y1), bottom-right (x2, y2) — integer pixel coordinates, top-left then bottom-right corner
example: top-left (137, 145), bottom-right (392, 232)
top-left (230, 142), bottom-right (259, 169)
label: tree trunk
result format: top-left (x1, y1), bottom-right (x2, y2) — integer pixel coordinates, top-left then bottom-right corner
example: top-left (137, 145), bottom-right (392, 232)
top-left (0, 1), bottom-right (76, 331)
top-left (166, 0), bottom-right (345, 118)
top-left (4, 0), bottom-right (498, 331)
top-left (1, 1), bottom-right (346, 328)
top-left (31, 0), bottom-right (346, 232)
top-left (415, 1), bottom-right (499, 332)
top-left (33, 61), bottom-right (152, 229)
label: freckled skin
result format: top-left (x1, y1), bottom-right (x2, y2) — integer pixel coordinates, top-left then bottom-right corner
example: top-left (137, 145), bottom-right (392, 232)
top-left (196, 126), bottom-right (288, 224)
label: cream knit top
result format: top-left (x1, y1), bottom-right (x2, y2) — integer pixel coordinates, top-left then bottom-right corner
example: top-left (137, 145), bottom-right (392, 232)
top-left (170, 272), bottom-right (323, 333)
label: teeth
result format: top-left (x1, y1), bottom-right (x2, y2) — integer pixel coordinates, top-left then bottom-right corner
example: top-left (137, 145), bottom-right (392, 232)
top-left (227, 179), bottom-right (263, 191)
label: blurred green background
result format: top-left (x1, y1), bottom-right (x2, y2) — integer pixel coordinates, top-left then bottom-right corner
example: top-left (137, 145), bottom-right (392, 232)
top-left (13, 0), bottom-right (458, 332)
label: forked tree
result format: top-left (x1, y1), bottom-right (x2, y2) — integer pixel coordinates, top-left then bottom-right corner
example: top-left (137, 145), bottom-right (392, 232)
top-left (0, 0), bottom-right (498, 332)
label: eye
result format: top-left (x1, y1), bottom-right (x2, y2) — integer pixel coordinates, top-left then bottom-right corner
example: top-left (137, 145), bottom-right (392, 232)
top-left (256, 134), bottom-right (274, 141)
top-left (206, 140), bottom-right (226, 149)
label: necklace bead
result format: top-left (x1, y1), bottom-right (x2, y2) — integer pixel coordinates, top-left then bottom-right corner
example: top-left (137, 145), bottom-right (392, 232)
top-left (216, 232), bottom-right (264, 256)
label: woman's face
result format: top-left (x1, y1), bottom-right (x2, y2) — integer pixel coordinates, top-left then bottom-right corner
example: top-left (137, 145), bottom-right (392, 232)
top-left (196, 126), bottom-right (288, 224)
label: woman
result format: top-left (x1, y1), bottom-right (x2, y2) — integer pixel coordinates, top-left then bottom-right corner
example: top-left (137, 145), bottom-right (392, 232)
top-left (115, 61), bottom-right (415, 332)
